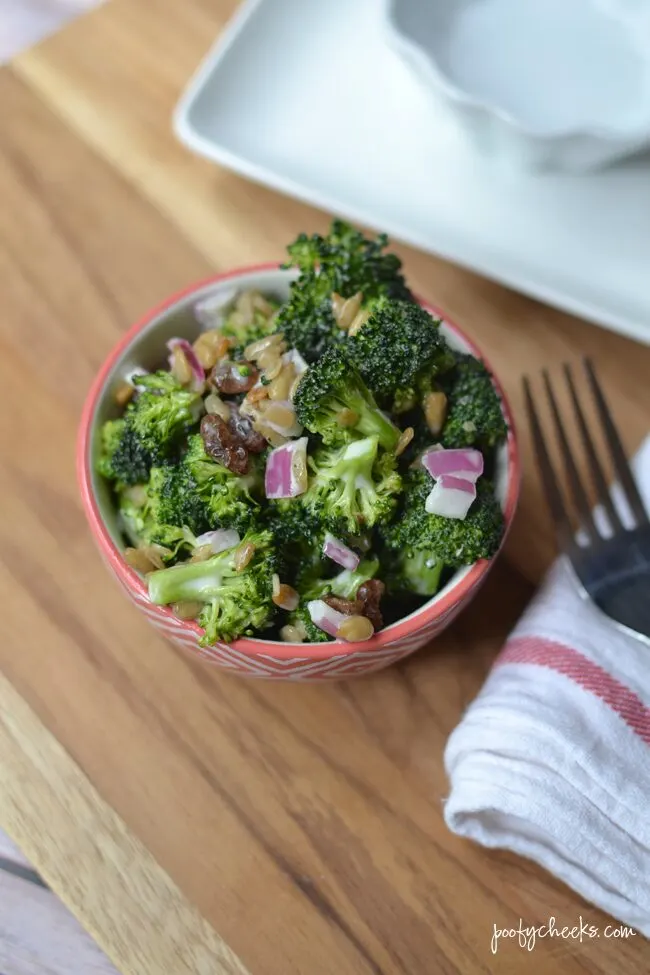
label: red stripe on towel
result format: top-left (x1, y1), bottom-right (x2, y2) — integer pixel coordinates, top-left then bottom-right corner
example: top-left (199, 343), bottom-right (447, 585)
top-left (497, 636), bottom-right (650, 746)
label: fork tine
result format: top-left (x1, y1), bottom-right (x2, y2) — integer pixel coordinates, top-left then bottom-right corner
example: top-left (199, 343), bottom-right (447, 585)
top-left (522, 377), bottom-right (574, 550)
top-left (584, 358), bottom-right (649, 526)
top-left (542, 369), bottom-right (598, 542)
top-left (563, 363), bottom-right (623, 534)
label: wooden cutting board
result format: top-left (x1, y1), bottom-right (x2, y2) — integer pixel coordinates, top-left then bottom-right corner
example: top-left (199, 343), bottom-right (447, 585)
top-left (1, 1), bottom-right (649, 972)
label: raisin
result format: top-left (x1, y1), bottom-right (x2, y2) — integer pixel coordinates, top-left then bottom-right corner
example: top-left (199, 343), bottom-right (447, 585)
top-left (200, 413), bottom-right (249, 475)
top-left (210, 359), bottom-right (259, 395)
top-left (323, 595), bottom-right (363, 616)
top-left (228, 404), bottom-right (266, 453)
top-left (356, 579), bottom-right (385, 630)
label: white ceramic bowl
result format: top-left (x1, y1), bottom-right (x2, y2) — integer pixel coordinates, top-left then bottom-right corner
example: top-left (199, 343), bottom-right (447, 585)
top-left (384, 0), bottom-right (650, 171)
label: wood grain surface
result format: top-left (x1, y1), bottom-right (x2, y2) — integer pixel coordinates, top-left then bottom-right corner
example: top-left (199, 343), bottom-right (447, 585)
top-left (1, 1), bottom-right (649, 973)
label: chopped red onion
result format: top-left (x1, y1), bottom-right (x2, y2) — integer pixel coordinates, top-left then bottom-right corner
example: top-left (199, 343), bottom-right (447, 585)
top-left (322, 534), bottom-right (360, 571)
top-left (425, 475), bottom-right (477, 519)
top-left (307, 599), bottom-right (346, 638)
top-left (422, 446), bottom-right (484, 482)
top-left (193, 287), bottom-right (237, 327)
top-left (265, 437), bottom-right (308, 499)
top-left (166, 337), bottom-right (205, 391)
top-left (194, 529), bottom-right (240, 553)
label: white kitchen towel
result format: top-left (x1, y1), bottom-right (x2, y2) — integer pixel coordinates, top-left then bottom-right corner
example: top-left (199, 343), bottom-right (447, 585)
top-left (0, 0), bottom-right (101, 64)
top-left (445, 436), bottom-right (650, 935)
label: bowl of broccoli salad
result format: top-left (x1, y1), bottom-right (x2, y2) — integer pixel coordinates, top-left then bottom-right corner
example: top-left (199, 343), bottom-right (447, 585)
top-left (78, 221), bottom-right (519, 680)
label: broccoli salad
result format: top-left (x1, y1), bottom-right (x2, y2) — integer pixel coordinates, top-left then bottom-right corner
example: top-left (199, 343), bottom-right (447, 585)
top-left (97, 221), bottom-right (508, 646)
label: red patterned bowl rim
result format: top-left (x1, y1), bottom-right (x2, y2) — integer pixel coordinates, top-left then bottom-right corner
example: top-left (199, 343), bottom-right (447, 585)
top-left (77, 264), bottom-right (520, 660)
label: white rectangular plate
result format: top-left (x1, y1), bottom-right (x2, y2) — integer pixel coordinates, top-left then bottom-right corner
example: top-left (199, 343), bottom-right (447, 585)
top-left (175, 0), bottom-right (650, 346)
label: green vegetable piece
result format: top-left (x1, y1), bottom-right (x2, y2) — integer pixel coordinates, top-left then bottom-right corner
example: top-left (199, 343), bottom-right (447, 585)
top-left (382, 468), bottom-right (504, 570)
top-left (440, 353), bottom-right (508, 449)
top-left (348, 299), bottom-right (455, 404)
top-left (302, 436), bottom-right (401, 535)
top-left (294, 347), bottom-right (399, 451)
top-left (275, 219), bottom-right (413, 361)
top-left (148, 530), bottom-right (276, 644)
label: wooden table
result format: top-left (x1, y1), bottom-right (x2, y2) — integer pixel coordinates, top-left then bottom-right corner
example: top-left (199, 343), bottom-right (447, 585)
top-left (1, 1), bottom-right (649, 973)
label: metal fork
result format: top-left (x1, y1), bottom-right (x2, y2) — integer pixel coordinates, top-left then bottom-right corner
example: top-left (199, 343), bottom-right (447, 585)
top-left (523, 359), bottom-right (650, 640)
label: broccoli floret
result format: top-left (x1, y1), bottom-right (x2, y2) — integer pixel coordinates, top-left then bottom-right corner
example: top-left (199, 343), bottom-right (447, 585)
top-left (385, 549), bottom-right (443, 597)
top-left (302, 436), bottom-right (401, 535)
top-left (294, 348), bottom-right (400, 450)
top-left (97, 372), bottom-right (203, 486)
top-left (147, 530), bottom-right (276, 644)
top-left (114, 430), bottom-right (263, 562)
top-left (221, 292), bottom-right (279, 356)
top-left (183, 434), bottom-right (261, 532)
top-left (276, 220), bottom-right (413, 360)
top-left (116, 478), bottom-right (189, 562)
top-left (97, 419), bottom-right (128, 480)
top-left (264, 499), bottom-right (326, 591)
top-left (440, 354), bottom-right (507, 449)
top-left (300, 557), bottom-right (380, 601)
top-left (98, 420), bottom-right (152, 486)
top-left (348, 300), bottom-right (455, 404)
top-left (266, 497), bottom-right (322, 546)
top-left (382, 468), bottom-right (504, 570)
top-left (143, 464), bottom-right (209, 537)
